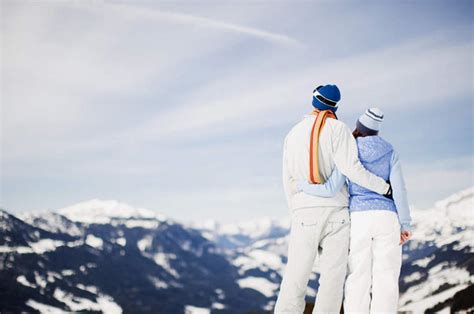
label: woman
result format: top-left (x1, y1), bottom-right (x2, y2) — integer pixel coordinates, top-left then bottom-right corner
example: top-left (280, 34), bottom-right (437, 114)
top-left (297, 108), bottom-right (412, 313)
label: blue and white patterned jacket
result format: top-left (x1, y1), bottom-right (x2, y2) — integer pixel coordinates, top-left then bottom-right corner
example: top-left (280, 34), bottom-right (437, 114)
top-left (298, 135), bottom-right (412, 230)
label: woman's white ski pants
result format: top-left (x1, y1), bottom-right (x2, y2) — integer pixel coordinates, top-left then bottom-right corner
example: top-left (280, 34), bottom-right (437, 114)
top-left (344, 210), bottom-right (402, 314)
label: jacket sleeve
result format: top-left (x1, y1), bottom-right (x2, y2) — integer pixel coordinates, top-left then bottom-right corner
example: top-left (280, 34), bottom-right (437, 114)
top-left (282, 136), bottom-right (294, 208)
top-left (298, 168), bottom-right (346, 198)
top-left (331, 123), bottom-right (390, 195)
top-left (390, 151), bottom-right (412, 231)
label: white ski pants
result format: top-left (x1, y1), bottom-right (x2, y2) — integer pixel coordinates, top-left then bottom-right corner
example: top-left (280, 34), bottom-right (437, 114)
top-left (275, 206), bottom-right (350, 314)
top-left (344, 210), bottom-right (402, 314)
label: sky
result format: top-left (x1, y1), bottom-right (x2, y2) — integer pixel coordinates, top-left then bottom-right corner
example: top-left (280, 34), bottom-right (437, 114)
top-left (1, 0), bottom-right (473, 223)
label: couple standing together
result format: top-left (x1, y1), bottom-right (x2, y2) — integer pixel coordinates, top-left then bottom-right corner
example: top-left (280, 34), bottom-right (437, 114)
top-left (275, 84), bottom-right (412, 314)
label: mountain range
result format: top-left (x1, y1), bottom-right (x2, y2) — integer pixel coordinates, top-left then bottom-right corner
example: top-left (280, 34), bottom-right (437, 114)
top-left (1, 188), bottom-right (473, 313)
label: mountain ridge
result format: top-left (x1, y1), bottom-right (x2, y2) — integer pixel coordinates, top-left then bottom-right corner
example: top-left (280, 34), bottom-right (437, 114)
top-left (1, 187), bottom-right (473, 313)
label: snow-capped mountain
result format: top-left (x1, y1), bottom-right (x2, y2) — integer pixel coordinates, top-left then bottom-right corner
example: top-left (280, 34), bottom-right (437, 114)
top-left (0, 200), bottom-right (266, 314)
top-left (55, 199), bottom-right (167, 225)
top-left (398, 187), bottom-right (474, 312)
top-left (193, 187), bottom-right (474, 313)
top-left (1, 188), bottom-right (473, 313)
top-left (191, 217), bottom-right (290, 250)
top-left (191, 217), bottom-right (293, 310)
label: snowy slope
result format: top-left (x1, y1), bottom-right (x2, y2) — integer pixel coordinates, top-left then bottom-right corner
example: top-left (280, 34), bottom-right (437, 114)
top-left (1, 201), bottom-right (266, 314)
top-left (1, 188), bottom-right (473, 313)
top-left (398, 187), bottom-right (474, 312)
top-left (0, 209), bottom-right (123, 313)
top-left (57, 199), bottom-right (167, 225)
top-left (191, 217), bottom-right (290, 250)
top-left (20, 211), bottom-right (83, 237)
top-left (194, 187), bottom-right (474, 313)
top-left (190, 217), bottom-right (292, 310)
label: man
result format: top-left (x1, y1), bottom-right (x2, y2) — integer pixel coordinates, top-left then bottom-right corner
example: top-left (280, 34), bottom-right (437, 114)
top-left (274, 84), bottom-right (391, 313)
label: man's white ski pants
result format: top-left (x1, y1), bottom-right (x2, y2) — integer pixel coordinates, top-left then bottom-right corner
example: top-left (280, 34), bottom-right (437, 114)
top-left (275, 206), bottom-right (350, 313)
top-left (344, 210), bottom-right (402, 314)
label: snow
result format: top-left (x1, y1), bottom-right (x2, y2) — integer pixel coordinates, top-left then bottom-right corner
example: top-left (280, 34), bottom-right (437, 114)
top-left (53, 288), bottom-right (122, 313)
top-left (216, 187), bottom-right (474, 312)
top-left (192, 216), bottom-right (290, 240)
top-left (0, 211), bottom-right (11, 232)
top-left (184, 305), bottom-right (211, 314)
top-left (4, 188), bottom-right (473, 313)
top-left (85, 235), bottom-right (103, 249)
top-left (57, 199), bottom-right (166, 225)
top-left (61, 269), bottom-right (75, 276)
top-left (47, 272), bottom-right (61, 283)
top-left (17, 273), bottom-right (56, 289)
top-left (26, 299), bottom-right (63, 313)
top-left (20, 211), bottom-right (83, 237)
top-left (233, 249), bottom-right (284, 275)
top-left (148, 275), bottom-right (169, 289)
top-left (236, 277), bottom-right (278, 298)
top-left (264, 300), bottom-right (276, 311)
top-left (248, 249), bottom-right (283, 269)
top-left (34, 273), bottom-right (48, 288)
top-left (96, 295), bottom-right (123, 314)
top-left (435, 186), bottom-right (474, 220)
top-left (0, 246), bottom-right (32, 253)
top-left (428, 262), bottom-right (449, 274)
top-left (211, 302), bottom-right (225, 310)
top-left (123, 219), bottom-right (159, 229)
top-left (395, 187), bottom-right (474, 310)
top-left (413, 256), bottom-right (434, 268)
top-left (437, 307), bottom-right (451, 314)
top-left (403, 271), bottom-right (423, 283)
top-left (400, 284), bottom-right (468, 313)
top-left (116, 237), bottom-right (126, 246)
top-left (307, 286), bottom-right (317, 297)
top-left (411, 187), bottom-right (474, 247)
top-left (17, 275), bottom-right (36, 288)
top-left (66, 239), bottom-right (84, 248)
top-left (30, 239), bottom-right (65, 254)
top-left (215, 288), bottom-right (225, 300)
top-left (399, 267), bottom-right (473, 307)
top-left (1, 239), bottom-right (67, 254)
top-left (1, 240), bottom-right (65, 254)
top-left (153, 252), bottom-right (180, 278)
top-left (394, 187), bottom-right (474, 310)
top-left (137, 235), bottom-right (153, 252)
top-left (77, 284), bottom-right (98, 294)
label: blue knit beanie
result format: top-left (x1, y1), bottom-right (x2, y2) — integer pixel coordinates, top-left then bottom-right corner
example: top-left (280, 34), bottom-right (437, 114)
top-left (312, 84), bottom-right (341, 112)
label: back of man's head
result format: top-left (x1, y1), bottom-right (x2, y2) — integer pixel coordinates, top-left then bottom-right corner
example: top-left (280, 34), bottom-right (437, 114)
top-left (312, 84), bottom-right (341, 112)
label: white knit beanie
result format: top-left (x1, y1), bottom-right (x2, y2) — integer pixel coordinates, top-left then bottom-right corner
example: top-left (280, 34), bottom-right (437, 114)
top-left (358, 108), bottom-right (384, 132)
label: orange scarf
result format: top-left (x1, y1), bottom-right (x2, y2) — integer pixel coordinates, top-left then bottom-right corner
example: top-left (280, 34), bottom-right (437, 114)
top-left (309, 109), bottom-right (337, 184)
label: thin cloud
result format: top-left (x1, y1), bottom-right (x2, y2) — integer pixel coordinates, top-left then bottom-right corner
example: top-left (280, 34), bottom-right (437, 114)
top-left (135, 30), bottom-right (472, 140)
top-left (99, 3), bottom-right (301, 47)
top-left (2, 1), bottom-right (472, 219)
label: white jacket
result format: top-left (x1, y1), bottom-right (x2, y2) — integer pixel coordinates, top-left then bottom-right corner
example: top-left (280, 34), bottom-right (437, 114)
top-left (283, 114), bottom-right (390, 211)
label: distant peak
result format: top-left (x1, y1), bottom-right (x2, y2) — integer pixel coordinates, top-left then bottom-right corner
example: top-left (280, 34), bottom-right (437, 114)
top-left (56, 199), bottom-right (167, 224)
top-left (435, 186), bottom-right (474, 209)
top-left (0, 209), bottom-right (9, 218)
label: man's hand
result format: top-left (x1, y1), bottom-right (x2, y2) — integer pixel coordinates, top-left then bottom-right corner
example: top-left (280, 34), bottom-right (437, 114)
top-left (399, 230), bottom-right (412, 245)
top-left (384, 180), bottom-right (393, 200)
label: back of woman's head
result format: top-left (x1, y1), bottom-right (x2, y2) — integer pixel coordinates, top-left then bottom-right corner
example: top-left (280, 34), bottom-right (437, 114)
top-left (353, 108), bottom-right (384, 138)
top-left (352, 128), bottom-right (364, 139)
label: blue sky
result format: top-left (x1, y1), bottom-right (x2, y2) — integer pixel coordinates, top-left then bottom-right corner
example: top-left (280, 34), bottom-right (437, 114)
top-left (1, 0), bottom-right (473, 222)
